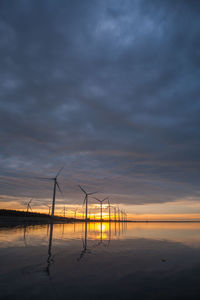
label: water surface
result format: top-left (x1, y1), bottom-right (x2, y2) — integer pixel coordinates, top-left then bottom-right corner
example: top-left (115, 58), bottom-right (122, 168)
top-left (1, 222), bottom-right (200, 299)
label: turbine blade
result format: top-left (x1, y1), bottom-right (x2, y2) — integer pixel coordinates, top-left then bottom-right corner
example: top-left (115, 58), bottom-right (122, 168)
top-left (92, 197), bottom-right (100, 201)
top-left (78, 185), bottom-right (87, 194)
top-left (82, 195), bottom-right (87, 206)
top-left (32, 176), bottom-right (54, 180)
top-left (102, 197), bottom-right (108, 202)
top-left (56, 182), bottom-right (63, 195)
top-left (88, 191), bottom-right (98, 195)
top-left (56, 166), bottom-right (65, 178)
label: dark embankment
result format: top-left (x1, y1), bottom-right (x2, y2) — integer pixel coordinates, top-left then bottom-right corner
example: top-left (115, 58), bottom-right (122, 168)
top-left (0, 209), bottom-right (77, 226)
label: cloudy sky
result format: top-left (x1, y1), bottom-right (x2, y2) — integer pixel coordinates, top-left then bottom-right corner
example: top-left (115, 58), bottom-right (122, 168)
top-left (0, 0), bottom-right (200, 219)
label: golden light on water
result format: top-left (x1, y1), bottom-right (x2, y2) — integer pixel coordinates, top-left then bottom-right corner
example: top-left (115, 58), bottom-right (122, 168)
top-left (3, 222), bottom-right (200, 248)
top-left (96, 223), bottom-right (106, 232)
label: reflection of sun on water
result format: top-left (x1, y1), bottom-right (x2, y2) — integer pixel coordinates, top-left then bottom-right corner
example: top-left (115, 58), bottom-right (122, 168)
top-left (94, 223), bottom-right (110, 240)
top-left (96, 233), bottom-right (108, 240)
top-left (96, 223), bottom-right (106, 232)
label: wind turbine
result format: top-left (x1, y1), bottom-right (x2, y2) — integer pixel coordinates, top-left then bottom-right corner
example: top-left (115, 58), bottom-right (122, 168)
top-left (79, 185), bottom-right (98, 222)
top-left (35, 166), bottom-right (64, 217)
top-left (74, 208), bottom-right (78, 220)
top-left (61, 205), bottom-right (67, 218)
top-left (114, 206), bottom-right (117, 222)
top-left (26, 199), bottom-right (33, 212)
top-left (121, 210), bottom-right (124, 222)
top-left (93, 197), bottom-right (108, 222)
top-left (124, 210), bottom-right (127, 222)
top-left (118, 206), bottom-right (120, 222)
top-left (107, 198), bottom-right (111, 222)
top-left (123, 210), bottom-right (126, 222)
top-left (46, 204), bottom-right (51, 215)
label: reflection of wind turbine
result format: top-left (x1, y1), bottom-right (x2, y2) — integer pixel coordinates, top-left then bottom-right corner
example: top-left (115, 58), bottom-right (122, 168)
top-left (46, 222), bottom-right (54, 276)
top-left (77, 222), bottom-right (90, 261)
top-left (26, 199), bottom-right (33, 212)
top-left (23, 225), bottom-right (27, 246)
top-left (93, 197), bottom-right (108, 222)
top-left (79, 186), bottom-right (98, 222)
top-left (35, 166), bottom-right (64, 217)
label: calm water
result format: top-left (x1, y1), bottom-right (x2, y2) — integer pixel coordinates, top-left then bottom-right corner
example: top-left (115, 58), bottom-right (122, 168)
top-left (1, 222), bottom-right (200, 300)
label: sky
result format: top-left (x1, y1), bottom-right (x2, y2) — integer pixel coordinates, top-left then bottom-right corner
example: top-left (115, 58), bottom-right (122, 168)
top-left (0, 0), bottom-right (200, 220)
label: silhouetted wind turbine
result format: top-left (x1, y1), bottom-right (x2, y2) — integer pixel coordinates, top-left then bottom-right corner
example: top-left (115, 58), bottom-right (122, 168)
top-left (61, 205), bottom-right (67, 218)
top-left (124, 210), bottom-right (126, 222)
top-left (46, 204), bottom-right (51, 215)
top-left (107, 198), bottom-right (111, 222)
top-left (93, 197), bottom-right (108, 222)
top-left (79, 185), bottom-right (98, 222)
top-left (123, 210), bottom-right (126, 222)
top-left (121, 210), bottom-right (124, 222)
top-left (26, 199), bottom-right (33, 212)
top-left (118, 206), bottom-right (120, 222)
top-left (74, 208), bottom-right (78, 220)
top-left (114, 206), bottom-right (117, 222)
top-left (35, 166), bottom-right (64, 217)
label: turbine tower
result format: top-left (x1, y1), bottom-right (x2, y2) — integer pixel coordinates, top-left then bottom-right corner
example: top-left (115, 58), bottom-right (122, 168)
top-left (93, 197), bottom-right (108, 222)
top-left (79, 185), bottom-right (97, 222)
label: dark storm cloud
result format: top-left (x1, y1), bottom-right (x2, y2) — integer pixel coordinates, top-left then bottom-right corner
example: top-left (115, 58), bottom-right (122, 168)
top-left (0, 0), bottom-right (200, 206)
